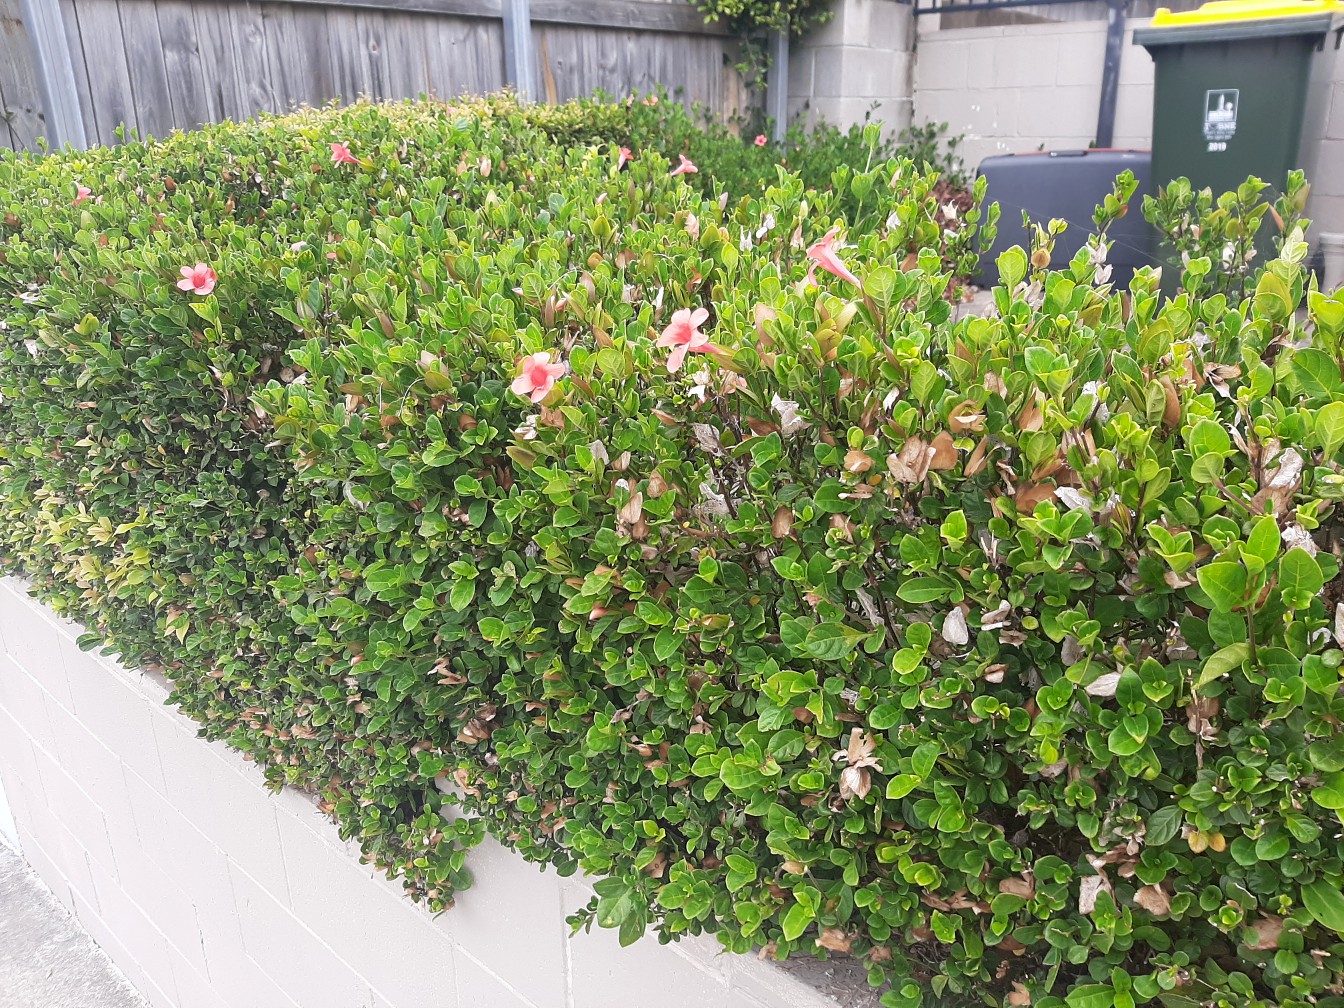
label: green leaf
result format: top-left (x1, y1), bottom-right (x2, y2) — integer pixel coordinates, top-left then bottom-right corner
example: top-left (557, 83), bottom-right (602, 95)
top-left (653, 627), bottom-right (682, 662)
top-left (1187, 419), bottom-right (1230, 457)
top-left (911, 741), bottom-right (940, 779)
top-left (1312, 771), bottom-right (1344, 810)
top-left (896, 577), bottom-right (950, 604)
top-left (1066, 983), bottom-right (1115, 1008)
top-left (1146, 806), bottom-right (1183, 847)
top-left (1244, 515), bottom-right (1280, 568)
top-left (997, 246), bottom-right (1027, 289)
top-left (449, 580), bottom-right (475, 611)
top-left (1302, 879), bottom-right (1344, 934)
top-left (1316, 401), bottom-right (1344, 458)
top-left (805, 622), bottom-right (865, 661)
top-left (885, 774), bottom-right (920, 799)
top-left (869, 702), bottom-right (903, 731)
top-left (1291, 348), bottom-right (1342, 400)
top-left (1195, 642), bottom-right (1249, 689)
top-left (781, 900), bottom-right (815, 941)
top-left (1305, 653), bottom-right (1342, 695)
top-left (719, 758), bottom-right (764, 794)
top-left (1196, 562), bottom-right (1247, 613)
top-left (813, 480), bottom-right (855, 514)
top-left (1280, 548), bottom-right (1324, 609)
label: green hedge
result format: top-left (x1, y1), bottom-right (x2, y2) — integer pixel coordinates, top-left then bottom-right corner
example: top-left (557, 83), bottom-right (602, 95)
top-left (4, 96), bottom-right (1344, 1008)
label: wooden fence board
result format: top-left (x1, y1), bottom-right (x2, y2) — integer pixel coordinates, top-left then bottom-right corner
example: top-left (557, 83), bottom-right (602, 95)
top-left (0, 0), bottom-right (48, 148)
top-left (70, 0), bottom-right (138, 142)
top-left (226, 0), bottom-right (276, 115)
top-left (381, 10), bottom-right (432, 98)
top-left (58, 0), bottom-right (96, 141)
top-left (156, 0), bottom-right (209, 132)
top-left (536, 21), bottom-right (746, 115)
top-left (425, 13), bottom-right (504, 98)
top-left (117, 0), bottom-right (175, 138)
top-left (324, 4), bottom-right (364, 101)
top-left (191, 0), bottom-right (243, 122)
top-left (1, 0), bottom-right (753, 151)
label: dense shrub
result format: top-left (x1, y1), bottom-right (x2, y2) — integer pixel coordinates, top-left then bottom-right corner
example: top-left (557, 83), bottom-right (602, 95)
top-left (5, 96), bottom-right (1344, 1008)
top-left (459, 90), bottom-right (970, 226)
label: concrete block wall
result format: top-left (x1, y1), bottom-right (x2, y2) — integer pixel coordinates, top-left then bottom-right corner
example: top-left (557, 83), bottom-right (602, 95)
top-left (1301, 40), bottom-right (1344, 239)
top-left (912, 17), bottom-right (1155, 169)
top-left (789, 0), bottom-right (916, 135)
top-left (911, 13), bottom-right (1344, 239)
top-left (0, 577), bottom-right (832, 1008)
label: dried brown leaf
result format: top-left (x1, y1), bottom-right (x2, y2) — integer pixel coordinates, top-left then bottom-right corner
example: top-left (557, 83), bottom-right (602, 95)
top-left (1160, 377), bottom-right (1181, 428)
top-left (998, 875), bottom-right (1035, 899)
top-left (929, 430), bottom-right (957, 471)
top-left (816, 928), bottom-right (853, 953)
top-left (1246, 915), bottom-right (1285, 951)
top-left (1014, 482), bottom-right (1056, 513)
top-left (1133, 884), bottom-right (1171, 916)
top-left (949, 399), bottom-right (986, 434)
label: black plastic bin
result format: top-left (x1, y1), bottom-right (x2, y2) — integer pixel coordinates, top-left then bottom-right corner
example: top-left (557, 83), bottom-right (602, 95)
top-left (975, 149), bottom-right (1154, 288)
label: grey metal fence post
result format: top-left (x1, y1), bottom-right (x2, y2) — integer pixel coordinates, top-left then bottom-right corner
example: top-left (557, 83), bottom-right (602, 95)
top-left (18, 0), bottom-right (87, 149)
top-left (767, 26), bottom-right (789, 142)
top-left (502, 0), bottom-right (536, 103)
top-left (1095, 0), bottom-right (1129, 149)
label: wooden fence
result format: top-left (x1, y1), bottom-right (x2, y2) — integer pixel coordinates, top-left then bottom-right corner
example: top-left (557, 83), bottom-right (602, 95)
top-left (0, 0), bottom-right (755, 151)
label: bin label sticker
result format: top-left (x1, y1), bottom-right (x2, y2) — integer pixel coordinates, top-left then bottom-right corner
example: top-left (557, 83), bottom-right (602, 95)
top-left (1204, 89), bottom-right (1239, 144)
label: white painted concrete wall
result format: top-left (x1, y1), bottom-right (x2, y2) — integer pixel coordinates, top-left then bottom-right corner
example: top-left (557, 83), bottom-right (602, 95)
top-left (0, 577), bottom-right (832, 1008)
top-left (789, 0), bottom-right (916, 136)
top-left (913, 17), bottom-right (1155, 169)
top-left (0, 773), bottom-right (18, 851)
top-left (912, 14), bottom-right (1344, 238)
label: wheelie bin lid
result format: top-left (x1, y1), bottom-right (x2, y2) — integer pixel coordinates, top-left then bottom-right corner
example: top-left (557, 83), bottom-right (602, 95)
top-left (1135, 0), bottom-right (1339, 44)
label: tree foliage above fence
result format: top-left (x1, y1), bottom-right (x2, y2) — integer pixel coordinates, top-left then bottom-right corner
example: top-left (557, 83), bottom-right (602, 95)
top-left (4, 97), bottom-right (1344, 1008)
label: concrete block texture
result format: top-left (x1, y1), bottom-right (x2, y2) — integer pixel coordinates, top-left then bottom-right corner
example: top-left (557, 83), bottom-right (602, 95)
top-left (0, 578), bottom-right (835, 1008)
top-left (807, 0), bottom-right (913, 50)
top-left (790, 0), bottom-right (914, 130)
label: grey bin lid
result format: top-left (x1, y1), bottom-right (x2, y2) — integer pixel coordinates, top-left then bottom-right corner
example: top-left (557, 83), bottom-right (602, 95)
top-left (1134, 12), bottom-right (1335, 45)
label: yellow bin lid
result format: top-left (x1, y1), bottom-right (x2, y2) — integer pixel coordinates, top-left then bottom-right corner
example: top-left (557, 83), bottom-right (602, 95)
top-left (1151, 0), bottom-right (1340, 27)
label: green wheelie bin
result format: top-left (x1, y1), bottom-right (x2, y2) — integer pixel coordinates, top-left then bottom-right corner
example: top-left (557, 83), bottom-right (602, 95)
top-left (1134, 0), bottom-right (1338, 197)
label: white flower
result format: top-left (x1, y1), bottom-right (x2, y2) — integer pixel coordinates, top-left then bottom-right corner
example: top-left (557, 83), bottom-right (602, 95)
top-left (771, 395), bottom-right (809, 437)
top-left (688, 368), bottom-right (711, 403)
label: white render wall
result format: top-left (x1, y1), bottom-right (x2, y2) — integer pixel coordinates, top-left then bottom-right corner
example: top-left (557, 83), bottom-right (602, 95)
top-left (912, 14), bottom-right (1344, 238)
top-left (789, 0), bottom-right (916, 136)
top-left (913, 17), bottom-right (1156, 171)
top-left (0, 577), bottom-right (832, 1008)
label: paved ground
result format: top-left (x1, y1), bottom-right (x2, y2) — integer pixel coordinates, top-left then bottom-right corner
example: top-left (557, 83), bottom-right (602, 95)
top-left (0, 842), bottom-right (148, 1008)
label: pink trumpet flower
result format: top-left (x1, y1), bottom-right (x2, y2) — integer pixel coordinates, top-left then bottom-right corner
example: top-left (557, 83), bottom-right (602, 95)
top-left (510, 351), bottom-right (566, 403)
top-left (176, 263), bottom-right (217, 296)
top-left (805, 227), bottom-right (861, 287)
top-left (658, 307), bottom-right (716, 373)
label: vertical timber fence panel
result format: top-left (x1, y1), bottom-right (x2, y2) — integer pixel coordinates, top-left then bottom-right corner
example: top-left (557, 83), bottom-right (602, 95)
top-left (0, 0), bottom-right (753, 151)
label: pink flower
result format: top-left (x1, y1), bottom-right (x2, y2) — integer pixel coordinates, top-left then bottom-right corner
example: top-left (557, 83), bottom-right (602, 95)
top-left (754, 135), bottom-right (768, 147)
top-left (176, 263), bottom-right (217, 296)
top-left (805, 228), bottom-right (861, 287)
top-left (73, 184), bottom-right (92, 205)
top-left (669, 155), bottom-right (697, 178)
top-left (510, 351), bottom-right (566, 403)
top-left (618, 146), bottom-right (633, 170)
top-left (657, 307), bottom-right (715, 373)
top-left (643, 95), bottom-right (659, 107)
top-left (330, 142), bottom-right (359, 166)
